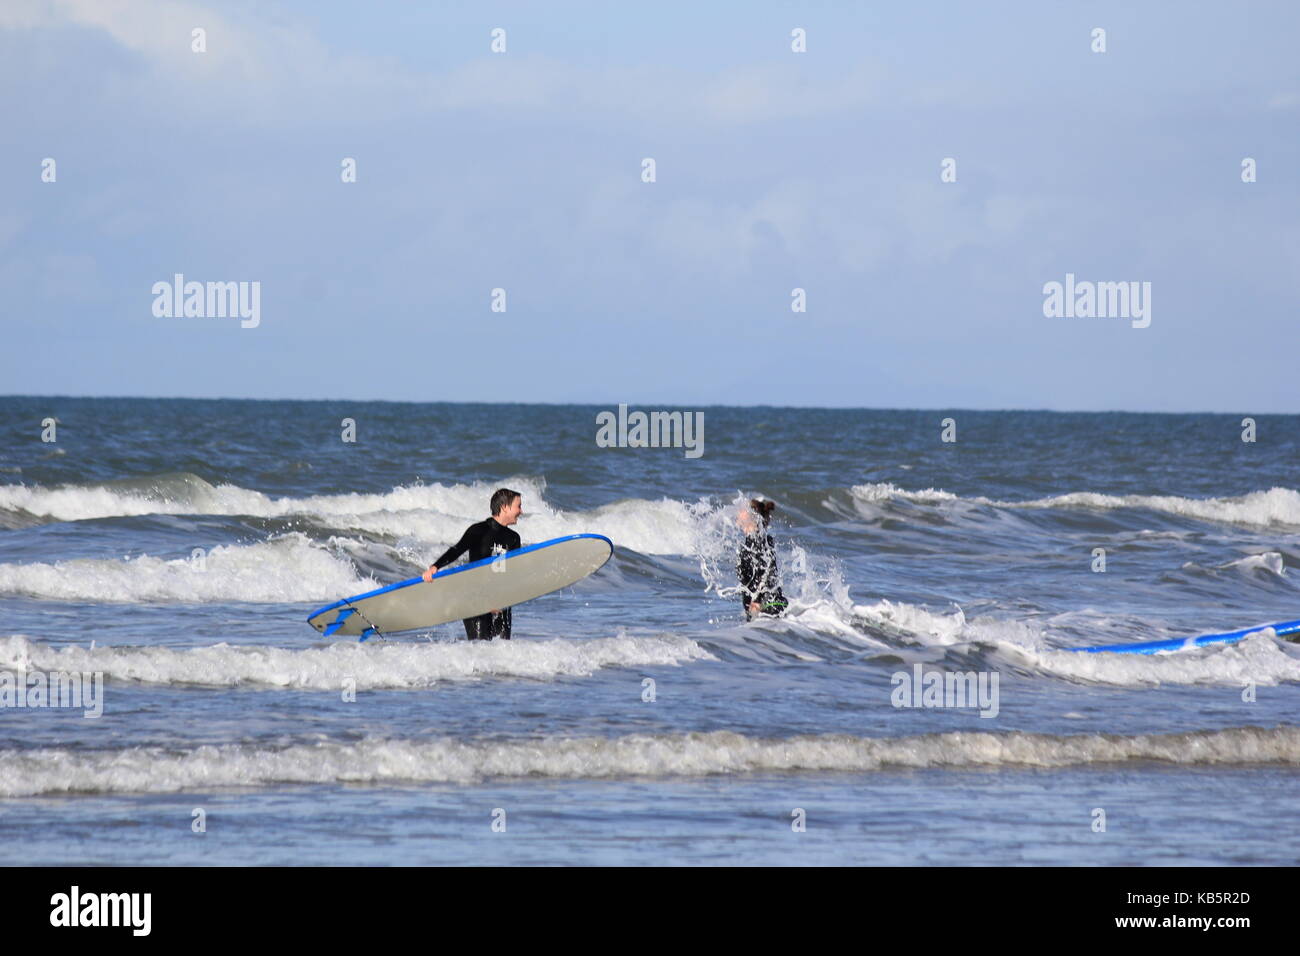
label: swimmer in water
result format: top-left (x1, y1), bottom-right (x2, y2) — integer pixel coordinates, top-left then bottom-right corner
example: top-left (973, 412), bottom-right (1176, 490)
top-left (736, 498), bottom-right (788, 621)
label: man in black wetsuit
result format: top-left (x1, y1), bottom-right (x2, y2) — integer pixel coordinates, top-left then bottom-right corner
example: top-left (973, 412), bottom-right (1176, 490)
top-left (422, 488), bottom-right (523, 640)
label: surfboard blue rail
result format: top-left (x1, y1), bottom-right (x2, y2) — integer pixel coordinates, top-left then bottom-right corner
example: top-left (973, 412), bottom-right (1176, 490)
top-left (1068, 617), bottom-right (1300, 654)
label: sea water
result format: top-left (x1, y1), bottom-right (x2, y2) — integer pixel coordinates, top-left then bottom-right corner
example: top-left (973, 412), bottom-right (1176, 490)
top-left (1, 398), bottom-right (1297, 865)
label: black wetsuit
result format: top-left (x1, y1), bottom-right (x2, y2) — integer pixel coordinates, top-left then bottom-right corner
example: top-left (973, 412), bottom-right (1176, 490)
top-left (737, 531), bottom-right (788, 621)
top-left (434, 517), bottom-right (521, 640)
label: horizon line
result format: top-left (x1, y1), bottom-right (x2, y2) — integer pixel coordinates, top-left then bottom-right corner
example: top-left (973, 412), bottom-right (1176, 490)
top-left (0, 393), bottom-right (1287, 417)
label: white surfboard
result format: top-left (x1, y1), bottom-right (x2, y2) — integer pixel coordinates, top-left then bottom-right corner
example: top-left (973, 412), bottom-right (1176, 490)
top-left (305, 534), bottom-right (613, 640)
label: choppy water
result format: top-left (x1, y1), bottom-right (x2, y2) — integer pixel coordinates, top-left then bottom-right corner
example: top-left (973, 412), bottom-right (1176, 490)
top-left (1, 398), bottom-right (1298, 864)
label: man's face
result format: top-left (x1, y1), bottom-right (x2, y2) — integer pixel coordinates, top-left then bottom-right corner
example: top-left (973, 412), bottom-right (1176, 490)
top-left (497, 495), bottom-right (523, 526)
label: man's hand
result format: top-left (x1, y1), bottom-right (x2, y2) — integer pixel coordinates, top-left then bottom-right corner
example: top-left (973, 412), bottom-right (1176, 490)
top-left (422, 565), bottom-right (439, 583)
top-left (748, 602), bottom-right (761, 615)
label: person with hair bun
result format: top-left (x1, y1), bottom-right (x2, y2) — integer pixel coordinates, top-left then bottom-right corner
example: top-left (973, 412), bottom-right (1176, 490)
top-left (736, 498), bottom-right (788, 621)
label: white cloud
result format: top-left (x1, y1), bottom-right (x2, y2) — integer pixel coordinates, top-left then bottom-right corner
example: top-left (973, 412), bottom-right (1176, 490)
top-left (1, 0), bottom-right (896, 128)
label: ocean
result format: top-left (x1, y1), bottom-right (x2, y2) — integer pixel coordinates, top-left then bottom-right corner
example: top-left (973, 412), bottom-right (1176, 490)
top-left (1, 397), bottom-right (1297, 865)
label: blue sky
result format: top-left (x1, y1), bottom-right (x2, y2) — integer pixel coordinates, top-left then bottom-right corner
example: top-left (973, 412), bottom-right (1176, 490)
top-left (1, 0), bottom-right (1297, 411)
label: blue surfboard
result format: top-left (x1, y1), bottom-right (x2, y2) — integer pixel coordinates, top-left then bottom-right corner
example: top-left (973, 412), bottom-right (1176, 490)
top-left (1068, 617), bottom-right (1300, 654)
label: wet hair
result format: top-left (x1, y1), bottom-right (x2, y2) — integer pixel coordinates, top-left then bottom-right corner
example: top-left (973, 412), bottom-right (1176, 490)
top-left (491, 487), bottom-right (521, 516)
top-left (749, 498), bottom-right (776, 527)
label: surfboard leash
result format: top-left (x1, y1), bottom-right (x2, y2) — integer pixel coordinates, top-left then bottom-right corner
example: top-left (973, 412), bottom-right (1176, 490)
top-left (341, 598), bottom-right (387, 643)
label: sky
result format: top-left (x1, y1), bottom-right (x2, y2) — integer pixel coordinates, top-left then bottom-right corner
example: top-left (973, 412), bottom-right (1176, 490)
top-left (1, 0), bottom-right (1297, 412)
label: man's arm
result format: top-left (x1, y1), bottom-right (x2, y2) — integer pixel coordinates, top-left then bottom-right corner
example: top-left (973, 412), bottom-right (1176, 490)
top-left (423, 524), bottom-right (478, 581)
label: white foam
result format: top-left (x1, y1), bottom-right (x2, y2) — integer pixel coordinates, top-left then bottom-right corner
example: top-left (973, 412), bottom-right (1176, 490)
top-left (0, 533), bottom-right (373, 603)
top-left (1023, 487), bottom-right (1300, 529)
top-left (0, 632), bottom-right (713, 690)
top-left (846, 599), bottom-right (1060, 654)
top-left (3, 725), bottom-right (1297, 797)
top-left (0, 475), bottom-right (699, 556)
top-left (0, 473), bottom-right (537, 523)
top-left (833, 599), bottom-right (1300, 686)
top-left (998, 632), bottom-right (1300, 687)
top-left (850, 483), bottom-right (1300, 529)
top-left (1219, 551), bottom-right (1287, 575)
top-left (853, 599), bottom-right (968, 644)
top-left (856, 601), bottom-right (1300, 686)
top-left (849, 482), bottom-right (959, 505)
